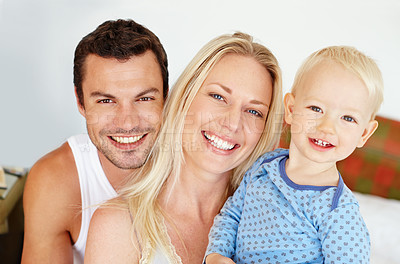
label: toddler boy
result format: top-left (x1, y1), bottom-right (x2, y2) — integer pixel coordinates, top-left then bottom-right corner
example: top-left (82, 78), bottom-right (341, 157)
top-left (205, 46), bottom-right (383, 264)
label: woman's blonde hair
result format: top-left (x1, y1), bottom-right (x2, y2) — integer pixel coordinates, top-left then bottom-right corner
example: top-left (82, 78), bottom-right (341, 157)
top-left (118, 32), bottom-right (283, 261)
top-left (291, 46), bottom-right (384, 119)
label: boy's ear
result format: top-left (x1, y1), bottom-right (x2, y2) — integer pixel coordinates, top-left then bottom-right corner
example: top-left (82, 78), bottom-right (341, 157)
top-left (74, 87), bottom-right (86, 118)
top-left (284, 93), bottom-right (295, 125)
top-left (357, 120), bottom-right (379, 148)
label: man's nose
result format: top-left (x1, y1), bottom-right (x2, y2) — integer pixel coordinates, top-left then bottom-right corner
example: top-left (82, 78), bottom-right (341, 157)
top-left (112, 104), bottom-right (140, 131)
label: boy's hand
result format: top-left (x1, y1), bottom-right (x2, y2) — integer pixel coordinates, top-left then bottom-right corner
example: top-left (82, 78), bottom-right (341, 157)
top-left (205, 253), bottom-right (236, 264)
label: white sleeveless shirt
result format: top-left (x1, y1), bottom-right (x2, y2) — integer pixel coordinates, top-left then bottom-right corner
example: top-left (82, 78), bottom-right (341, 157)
top-left (68, 134), bottom-right (181, 264)
top-left (68, 134), bottom-right (117, 264)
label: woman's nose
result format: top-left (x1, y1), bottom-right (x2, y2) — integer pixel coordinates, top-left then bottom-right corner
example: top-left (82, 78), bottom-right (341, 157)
top-left (219, 108), bottom-right (242, 133)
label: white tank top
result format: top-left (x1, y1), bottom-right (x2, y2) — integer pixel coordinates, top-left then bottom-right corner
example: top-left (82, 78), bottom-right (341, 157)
top-left (68, 134), bottom-right (117, 264)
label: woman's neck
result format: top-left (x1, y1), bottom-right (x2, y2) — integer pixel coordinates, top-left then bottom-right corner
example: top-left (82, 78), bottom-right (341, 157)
top-left (159, 164), bottom-right (231, 223)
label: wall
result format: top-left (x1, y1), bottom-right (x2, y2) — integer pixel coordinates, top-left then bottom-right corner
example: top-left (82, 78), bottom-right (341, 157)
top-left (1, 0), bottom-right (399, 167)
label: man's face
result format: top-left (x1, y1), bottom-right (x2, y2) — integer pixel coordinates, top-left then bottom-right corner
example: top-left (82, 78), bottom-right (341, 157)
top-left (77, 51), bottom-right (164, 169)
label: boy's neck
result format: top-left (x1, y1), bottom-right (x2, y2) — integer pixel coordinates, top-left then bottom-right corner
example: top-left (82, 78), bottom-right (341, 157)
top-left (285, 147), bottom-right (340, 187)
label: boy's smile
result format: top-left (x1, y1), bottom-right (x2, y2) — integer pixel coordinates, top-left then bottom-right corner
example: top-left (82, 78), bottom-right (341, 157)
top-left (309, 138), bottom-right (334, 150)
top-left (285, 59), bottom-right (378, 168)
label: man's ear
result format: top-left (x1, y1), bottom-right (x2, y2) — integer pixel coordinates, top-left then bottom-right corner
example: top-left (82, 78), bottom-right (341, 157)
top-left (74, 87), bottom-right (86, 118)
top-left (357, 120), bottom-right (379, 148)
top-left (284, 93), bottom-right (295, 125)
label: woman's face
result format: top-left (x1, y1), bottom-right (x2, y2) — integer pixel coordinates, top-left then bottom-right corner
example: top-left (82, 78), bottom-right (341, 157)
top-left (182, 54), bottom-right (273, 177)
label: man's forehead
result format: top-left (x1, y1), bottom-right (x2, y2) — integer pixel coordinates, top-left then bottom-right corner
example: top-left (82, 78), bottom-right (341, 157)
top-left (82, 52), bottom-right (162, 85)
top-left (84, 50), bottom-right (159, 72)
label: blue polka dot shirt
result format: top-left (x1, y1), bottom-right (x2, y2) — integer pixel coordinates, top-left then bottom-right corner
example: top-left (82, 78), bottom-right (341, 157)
top-left (206, 149), bottom-right (370, 264)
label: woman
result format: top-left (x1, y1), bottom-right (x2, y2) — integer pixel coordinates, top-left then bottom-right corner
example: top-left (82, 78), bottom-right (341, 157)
top-left (85, 32), bottom-right (283, 264)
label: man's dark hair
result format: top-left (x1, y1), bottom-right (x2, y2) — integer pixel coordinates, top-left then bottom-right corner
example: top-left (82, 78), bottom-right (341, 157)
top-left (74, 19), bottom-right (168, 107)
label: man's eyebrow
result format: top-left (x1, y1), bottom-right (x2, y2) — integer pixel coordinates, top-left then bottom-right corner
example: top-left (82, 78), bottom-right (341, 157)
top-left (90, 91), bottom-right (116, 99)
top-left (136, 87), bottom-right (160, 98)
top-left (89, 88), bottom-right (160, 99)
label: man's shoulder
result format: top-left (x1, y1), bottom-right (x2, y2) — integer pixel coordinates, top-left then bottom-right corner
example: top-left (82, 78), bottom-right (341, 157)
top-left (22, 141), bottom-right (83, 257)
top-left (25, 141), bottom-right (80, 201)
top-left (30, 142), bottom-right (77, 180)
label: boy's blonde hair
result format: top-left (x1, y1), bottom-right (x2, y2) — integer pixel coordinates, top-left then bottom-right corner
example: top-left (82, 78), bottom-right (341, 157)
top-left (118, 32), bottom-right (283, 261)
top-left (291, 46), bottom-right (384, 118)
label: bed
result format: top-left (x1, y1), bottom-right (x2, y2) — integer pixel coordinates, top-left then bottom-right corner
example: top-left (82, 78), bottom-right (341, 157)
top-left (355, 192), bottom-right (400, 263)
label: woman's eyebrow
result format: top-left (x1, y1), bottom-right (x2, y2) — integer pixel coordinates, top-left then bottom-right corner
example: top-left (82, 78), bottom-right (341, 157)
top-left (209, 83), bottom-right (269, 107)
top-left (249, 99), bottom-right (269, 108)
top-left (209, 82), bottom-right (232, 94)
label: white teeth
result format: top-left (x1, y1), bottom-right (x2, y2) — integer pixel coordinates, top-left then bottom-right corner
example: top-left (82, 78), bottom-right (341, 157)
top-left (315, 139), bottom-right (330, 147)
top-left (111, 135), bottom-right (144, 144)
top-left (204, 132), bottom-right (235, 150)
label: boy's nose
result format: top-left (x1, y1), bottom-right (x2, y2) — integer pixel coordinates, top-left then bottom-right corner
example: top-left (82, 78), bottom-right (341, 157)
top-left (317, 115), bottom-right (336, 135)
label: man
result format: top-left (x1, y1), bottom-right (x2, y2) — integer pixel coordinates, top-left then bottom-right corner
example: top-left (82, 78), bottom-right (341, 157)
top-left (21, 19), bottom-right (168, 263)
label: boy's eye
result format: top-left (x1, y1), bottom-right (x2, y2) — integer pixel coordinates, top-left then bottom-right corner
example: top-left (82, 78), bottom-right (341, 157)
top-left (309, 106), bottom-right (322, 113)
top-left (247, 109), bottom-right (263, 118)
top-left (210, 93), bottom-right (224, 101)
top-left (98, 99), bottom-right (114, 104)
top-left (342, 115), bottom-right (356, 123)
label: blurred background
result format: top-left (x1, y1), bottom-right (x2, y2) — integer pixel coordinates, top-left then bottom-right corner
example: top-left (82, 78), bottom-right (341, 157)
top-left (0, 0), bottom-right (399, 168)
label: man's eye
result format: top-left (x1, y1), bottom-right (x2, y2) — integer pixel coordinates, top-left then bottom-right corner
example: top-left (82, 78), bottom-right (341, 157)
top-left (309, 106), bottom-right (322, 113)
top-left (139, 97), bottom-right (153, 101)
top-left (342, 116), bottom-right (356, 123)
top-left (247, 109), bottom-right (263, 117)
top-left (210, 93), bottom-right (224, 101)
top-left (98, 99), bottom-right (114, 104)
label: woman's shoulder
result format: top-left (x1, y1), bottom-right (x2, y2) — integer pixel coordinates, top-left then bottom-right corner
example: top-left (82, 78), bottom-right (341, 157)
top-left (88, 197), bottom-right (133, 247)
top-left (85, 199), bottom-right (138, 263)
top-left (92, 198), bottom-right (131, 227)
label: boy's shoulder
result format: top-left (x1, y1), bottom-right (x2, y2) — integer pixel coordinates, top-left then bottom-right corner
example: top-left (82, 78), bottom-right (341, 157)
top-left (335, 183), bottom-right (359, 208)
top-left (257, 148), bottom-right (289, 165)
top-left (245, 148), bottom-right (289, 178)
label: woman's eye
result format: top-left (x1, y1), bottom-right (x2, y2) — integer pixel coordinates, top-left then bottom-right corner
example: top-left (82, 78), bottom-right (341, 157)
top-left (342, 116), bottom-right (356, 123)
top-left (309, 106), bottom-right (322, 113)
top-left (210, 93), bottom-right (224, 101)
top-left (248, 109), bottom-right (263, 117)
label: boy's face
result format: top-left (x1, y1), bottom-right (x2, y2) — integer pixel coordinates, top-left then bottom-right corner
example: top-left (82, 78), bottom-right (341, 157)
top-left (284, 60), bottom-right (378, 165)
